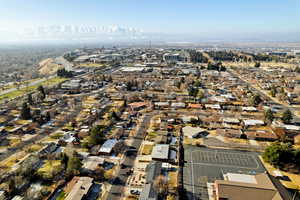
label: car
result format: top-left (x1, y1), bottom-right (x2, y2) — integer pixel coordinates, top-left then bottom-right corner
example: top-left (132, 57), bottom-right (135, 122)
top-left (130, 190), bottom-right (140, 195)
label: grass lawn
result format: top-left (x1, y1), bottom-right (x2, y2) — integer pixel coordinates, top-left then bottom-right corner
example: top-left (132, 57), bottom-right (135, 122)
top-left (142, 144), bottom-right (154, 155)
top-left (9, 138), bottom-right (22, 147)
top-left (0, 77), bottom-right (67, 103)
top-left (26, 144), bottom-right (43, 153)
top-left (38, 160), bottom-right (63, 179)
top-left (56, 191), bottom-right (66, 200)
top-left (259, 156), bottom-right (300, 192)
top-left (0, 151), bottom-right (27, 170)
top-left (50, 131), bottom-right (64, 139)
top-left (147, 131), bottom-right (158, 140)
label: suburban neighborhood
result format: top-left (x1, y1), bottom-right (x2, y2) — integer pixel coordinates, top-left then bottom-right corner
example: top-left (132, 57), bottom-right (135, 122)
top-left (0, 46), bottom-right (300, 200)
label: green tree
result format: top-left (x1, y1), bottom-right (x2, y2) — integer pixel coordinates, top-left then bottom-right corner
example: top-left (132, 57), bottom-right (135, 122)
top-left (254, 62), bottom-right (261, 68)
top-left (37, 85), bottom-right (46, 99)
top-left (88, 125), bottom-right (106, 146)
top-left (27, 93), bottom-right (33, 105)
top-left (188, 87), bottom-right (198, 97)
top-left (20, 102), bottom-right (31, 120)
top-left (282, 109), bottom-right (293, 124)
top-left (66, 153), bottom-right (82, 175)
top-left (194, 80), bottom-right (202, 87)
top-left (270, 86), bottom-right (277, 97)
top-left (262, 142), bottom-right (293, 168)
top-left (249, 93), bottom-right (262, 106)
top-left (264, 109), bottom-right (274, 123)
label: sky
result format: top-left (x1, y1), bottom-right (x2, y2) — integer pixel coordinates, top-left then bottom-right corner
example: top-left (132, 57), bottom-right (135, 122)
top-left (0, 0), bottom-right (299, 42)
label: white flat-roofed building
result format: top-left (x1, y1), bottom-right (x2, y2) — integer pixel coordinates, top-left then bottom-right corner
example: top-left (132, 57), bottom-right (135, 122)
top-left (223, 173), bottom-right (257, 184)
top-left (243, 119), bottom-right (265, 126)
top-left (205, 104), bottom-right (221, 110)
top-left (182, 126), bottom-right (207, 138)
top-left (242, 106), bottom-right (257, 112)
top-left (151, 144), bottom-right (169, 161)
top-left (120, 67), bottom-right (148, 72)
top-left (98, 139), bottom-right (118, 155)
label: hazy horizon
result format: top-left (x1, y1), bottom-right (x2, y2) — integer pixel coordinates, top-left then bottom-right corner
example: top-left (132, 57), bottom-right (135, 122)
top-left (0, 0), bottom-right (299, 44)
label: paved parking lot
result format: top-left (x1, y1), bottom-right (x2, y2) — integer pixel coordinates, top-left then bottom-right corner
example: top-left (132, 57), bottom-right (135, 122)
top-left (183, 146), bottom-right (265, 200)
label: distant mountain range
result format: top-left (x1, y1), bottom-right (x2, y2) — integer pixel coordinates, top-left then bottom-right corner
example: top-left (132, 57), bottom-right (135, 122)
top-left (20, 25), bottom-right (144, 40)
top-left (0, 24), bottom-right (299, 45)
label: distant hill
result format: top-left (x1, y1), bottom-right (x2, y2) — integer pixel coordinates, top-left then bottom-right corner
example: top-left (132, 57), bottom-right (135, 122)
top-left (38, 58), bottom-right (62, 75)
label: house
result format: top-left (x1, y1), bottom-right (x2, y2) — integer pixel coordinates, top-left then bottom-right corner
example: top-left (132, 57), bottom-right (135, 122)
top-left (188, 103), bottom-right (203, 109)
top-left (205, 104), bottom-right (221, 110)
top-left (242, 106), bottom-right (257, 112)
top-left (182, 126), bottom-right (208, 138)
top-left (214, 173), bottom-right (291, 200)
top-left (216, 129), bottom-right (243, 138)
top-left (294, 134), bottom-right (300, 145)
top-left (139, 183), bottom-right (157, 200)
top-left (171, 102), bottom-right (186, 109)
top-left (243, 119), bottom-right (265, 127)
top-left (244, 131), bottom-right (278, 141)
top-left (129, 102), bottom-right (148, 111)
top-left (98, 139), bottom-right (118, 155)
top-left (154, 102), bottom-right (169, 109)
top-left (181, 115), bottom-right (198, 123)
top-left (82, 156), bottom-right (105, 173)
top-left (223, 118), bottom-right (240, 125)
top-left (65, 177), bottom-right (94, 200)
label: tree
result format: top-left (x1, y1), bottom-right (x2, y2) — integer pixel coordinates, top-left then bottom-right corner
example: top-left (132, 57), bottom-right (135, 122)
top-left (111, 111), bottom-right (120, 121)
top-left (264, 109), bottom-right (274, 123)
top-left (21, 102), bottom-right (31, 120)
top-left (57, 68), bottom-right (73, 77)
top-left (45, 112), bottom-right (51, 122)
top-left (254, 62), bottom-right (261, 68)
top-left (197, 89), bottom-right (205, 99)
top-left (66, 153), bottom-right (82, 175)
top-left (270, 86), bottom-right (277, 97)
top-left (37, 85), bottom-right (46, 100)
top-left (188, 87), bottom-right (198, 97)
top-left (194, 80), bottom-right (202, 88)
top-left (8, 178), bottom-right (16, 196)
top-left (282, 109), bottom-right (293, 124)
top-left (88, 125), bottom-right (106, 146)
top-left (27, 93), bottom-right (33, 105)
top-left (249, 93), bottom-right (262, 106)
top-left (262, 142), bottom-right (293, 168)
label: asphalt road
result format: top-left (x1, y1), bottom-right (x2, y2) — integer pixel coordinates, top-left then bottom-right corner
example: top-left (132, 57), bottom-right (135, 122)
top-left (106, 113), bottom-right (153, 200)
